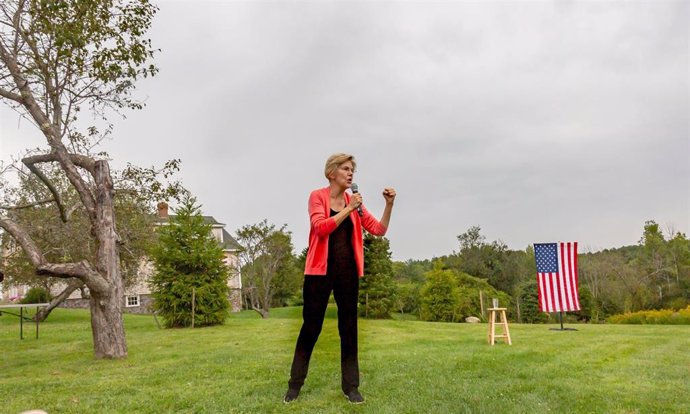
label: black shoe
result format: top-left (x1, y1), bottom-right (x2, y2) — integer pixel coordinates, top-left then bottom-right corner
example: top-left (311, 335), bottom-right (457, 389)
top-left (344, 389), bottom-right (364, 404)
top-left (284, 388), bottom-right (300, 403)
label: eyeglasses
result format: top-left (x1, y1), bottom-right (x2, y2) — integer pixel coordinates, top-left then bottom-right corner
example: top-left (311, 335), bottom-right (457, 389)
top-left (339, 166), bottom-right (356, 174)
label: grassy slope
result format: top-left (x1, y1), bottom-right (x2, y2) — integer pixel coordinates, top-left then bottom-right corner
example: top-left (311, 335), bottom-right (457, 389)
top-left (1, 307), bottom-right (687, 414)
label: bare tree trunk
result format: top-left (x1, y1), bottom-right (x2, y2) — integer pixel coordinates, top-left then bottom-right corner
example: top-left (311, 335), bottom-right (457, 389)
top-left (89, 290), bottom-right (127, 358)
top-left (248, 286), bottom-right (269, 319)
top-left (89, 160), bottom-right (127, 359)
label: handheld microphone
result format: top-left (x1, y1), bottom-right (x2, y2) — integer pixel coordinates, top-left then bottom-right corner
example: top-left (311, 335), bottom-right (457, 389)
top-left (351, 183), bottom-right (363, 217)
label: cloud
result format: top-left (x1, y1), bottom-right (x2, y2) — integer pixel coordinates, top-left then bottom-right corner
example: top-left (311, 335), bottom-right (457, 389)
top-left (2, 0), bottom-right (687, 259)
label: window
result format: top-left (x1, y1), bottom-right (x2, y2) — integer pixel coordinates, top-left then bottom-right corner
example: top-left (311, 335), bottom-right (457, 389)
top-left (125, 295), bottom-right (140, 307)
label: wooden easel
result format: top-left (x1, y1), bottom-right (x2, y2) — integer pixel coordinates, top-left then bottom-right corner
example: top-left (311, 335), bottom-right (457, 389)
top-left (487, 307), bottom-right (512, 345)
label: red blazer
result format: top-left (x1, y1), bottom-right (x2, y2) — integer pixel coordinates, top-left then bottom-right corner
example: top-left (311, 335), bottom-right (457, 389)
top-left (304, 187), bottom-right (388, 277)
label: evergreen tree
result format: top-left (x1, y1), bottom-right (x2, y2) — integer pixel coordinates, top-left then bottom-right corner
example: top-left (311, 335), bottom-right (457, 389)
top-left (359, 233), bottom-right (396, 318)
top-left (150, 197), bottom-right (230, 327)
top-left (517, 280), bottom-right (549, 323)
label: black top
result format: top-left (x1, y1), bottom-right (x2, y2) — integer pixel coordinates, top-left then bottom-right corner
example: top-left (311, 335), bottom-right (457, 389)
top-left (327, 208), bottom-right (356, 274)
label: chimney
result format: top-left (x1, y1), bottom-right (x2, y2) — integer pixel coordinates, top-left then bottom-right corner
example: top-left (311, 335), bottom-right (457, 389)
top-left (157, 202), bottom-right (169, 219)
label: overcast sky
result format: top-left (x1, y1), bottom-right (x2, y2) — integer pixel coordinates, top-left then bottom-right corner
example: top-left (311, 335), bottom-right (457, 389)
top-left (1, 0), bottom-right (688, 260)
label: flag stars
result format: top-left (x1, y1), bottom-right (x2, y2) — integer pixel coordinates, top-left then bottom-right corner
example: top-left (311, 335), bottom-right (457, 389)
top-left (535, 243), bottom-right (559, 272)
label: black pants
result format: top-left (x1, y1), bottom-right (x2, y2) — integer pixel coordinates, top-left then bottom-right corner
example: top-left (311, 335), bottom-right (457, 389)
top-left (288, 271), bottom-right (360, 393)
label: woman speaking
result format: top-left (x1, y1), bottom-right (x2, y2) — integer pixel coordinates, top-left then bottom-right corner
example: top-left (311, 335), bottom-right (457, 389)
top-left (285, 153), bottom-right (396, 404)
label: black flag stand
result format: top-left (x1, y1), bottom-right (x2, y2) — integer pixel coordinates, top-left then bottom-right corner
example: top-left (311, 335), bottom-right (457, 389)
top-left (549, 311), bottom-right (578, 331)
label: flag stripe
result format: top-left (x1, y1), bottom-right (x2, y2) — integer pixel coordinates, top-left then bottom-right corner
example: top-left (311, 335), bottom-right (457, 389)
top-left (538, 273), bottom-right (549, 312)
top-left (549, 273), bottom-right (558, 309)
top-left (565, 242), bottom-right (574, 310)
top-left (537, 274), bottom-right (545, 312)
top-left (543, 274), bottom-right (550, 313)
top-left (534, 242), bottom-right (580, 313)
top-left (570, 242), bottom-right (580, 310)
top-left (557, 245), bottom-right (564, 311)
top-left (560, 243), bottom-right (573, 310)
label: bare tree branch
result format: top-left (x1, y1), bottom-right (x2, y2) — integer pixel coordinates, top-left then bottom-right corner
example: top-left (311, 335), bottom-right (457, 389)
top-left (22, 153), bottom-right (96, 174)
top-left (0, 198), bottom-right (54, 210)
top-left (0, 86), bottom-right (23, 102)
top-left (0, 218), bottom-right (108, 293)
top-left (20, 162), bottom-right (66, 224)
top-left (65, 202), bottom-right (81, 220)
top-left (34, 278), bottom-right (84, 322)
top-left (0, 39), bottom-right (98, 221)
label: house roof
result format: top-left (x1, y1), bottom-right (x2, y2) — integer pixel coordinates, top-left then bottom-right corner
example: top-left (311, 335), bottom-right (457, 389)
top-left (221, 228), bottom-right (242, 251)
top-left (156, 215), bottom-right (242, 251)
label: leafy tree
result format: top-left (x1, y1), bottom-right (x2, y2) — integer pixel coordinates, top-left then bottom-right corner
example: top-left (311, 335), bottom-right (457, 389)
top-left (636, 221), bottom-right (690, 309)
top-left (270, 253), bottom-right (302, 308)
top-left (575, 284), bottom-right (596, 322)
top-left (455, 226), bottom-right (490, 278)
top-left (149, 197), bottom-right (230, 328)
top-left (235, 220), bottom-right (294, 318)
top-left (667, 232), bottom-right (690, 308)
top-left (454, 272), bottom-right (512, 321)
top-left (0, 0), bottom-right (160, 358)
top-left (359, 233), bottom-right (396, 318)
top-left (419, 262), bottom-right (459, 322)
top-left (638, 221), bottom-right (672, 304)
top-left (577, 223), bottom-right (689, 317)
top-left (282, 247), bottom-right (309, 307)
top-left (392, 259), bottom-right (432, 284)
top-left (455, 226), bottom-right (515, 292)
top-left (394, 282), bottom-right (420, 315)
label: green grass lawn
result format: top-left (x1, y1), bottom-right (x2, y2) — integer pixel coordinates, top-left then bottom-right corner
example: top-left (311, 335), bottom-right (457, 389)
top-left (1, 307), bottom-right (688, 414)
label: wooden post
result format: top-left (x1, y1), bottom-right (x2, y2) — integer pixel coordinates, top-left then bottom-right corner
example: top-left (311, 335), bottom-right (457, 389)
top-left (191, 287), bottom-right (196, 329)
top-left (152, 311), bottom-right (161, 329)
top-left (365, 293), bottom-right (369, 319)
top-left (479, 290), bottom-right (485, 321)
top-left (36, 305), bottom-right (39, 338)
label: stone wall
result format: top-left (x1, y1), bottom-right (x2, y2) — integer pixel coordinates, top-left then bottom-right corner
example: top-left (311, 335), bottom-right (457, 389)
top-left (229, 289), bottom-right (242, 313)
top-left (61, 292), bottom-right (242, 314)
top-left (60, 298), bottom-right (90, 309)
top-left (61, 295), bottom-right (154, 314)
top-left (124, 294), bottom-right (155, 314)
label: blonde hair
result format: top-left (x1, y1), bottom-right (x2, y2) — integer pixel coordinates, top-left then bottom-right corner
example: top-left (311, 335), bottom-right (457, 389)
top-left (324, 153), bottom-right (356, 180)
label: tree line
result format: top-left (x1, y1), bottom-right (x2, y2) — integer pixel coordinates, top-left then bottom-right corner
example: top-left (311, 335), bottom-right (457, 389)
top-left (383, 223), bottom-right (690, 323)
top-left (204, 219), bottom-right (690, 324)
top-left (5, 186), bottom-right (688, 326)
top-left (232, 221), bottom-right (689, 323)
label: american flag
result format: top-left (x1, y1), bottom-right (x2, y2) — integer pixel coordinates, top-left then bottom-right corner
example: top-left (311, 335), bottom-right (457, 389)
top-left (534, 242), bottom-right (580, 313)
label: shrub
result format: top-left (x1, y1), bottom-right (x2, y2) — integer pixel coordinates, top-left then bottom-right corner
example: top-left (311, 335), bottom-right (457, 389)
top-left (419, 265), bottom-right (459, 322)
top-left (20, 287), bottom-right (51, 304)
top-left (608, 306), bottom-right (690, 324)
